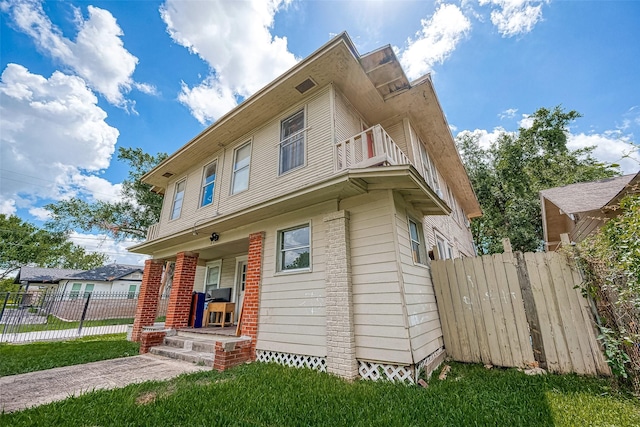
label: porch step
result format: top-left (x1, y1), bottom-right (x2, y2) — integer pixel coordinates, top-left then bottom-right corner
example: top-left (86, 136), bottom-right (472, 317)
top-left (164, 335), bottom-right (216, 353)
top-left (149, 345), bottom-right (215, 367)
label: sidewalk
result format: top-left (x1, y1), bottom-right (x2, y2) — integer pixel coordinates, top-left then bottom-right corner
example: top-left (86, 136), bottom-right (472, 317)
top-left (0, 354), bottom-right (208, 413)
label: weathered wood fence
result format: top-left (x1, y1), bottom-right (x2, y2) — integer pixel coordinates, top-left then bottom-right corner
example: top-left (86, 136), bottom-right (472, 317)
top-left (432, 247), bottom-right (610, 376)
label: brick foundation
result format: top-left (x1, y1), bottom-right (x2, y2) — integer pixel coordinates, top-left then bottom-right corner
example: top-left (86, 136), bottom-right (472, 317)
top-left (213, 339), bottom-right (253, 371)
top-left (140, 330), bottom-right (167, 354)
top-left (240, 232), bottom-right (264, 358)
top-left (165, 251), bottom-right (199, 330)
top-left (324, 210), bottom-right (358, 380)
top-left (131, 259), bottom-right (164, 342)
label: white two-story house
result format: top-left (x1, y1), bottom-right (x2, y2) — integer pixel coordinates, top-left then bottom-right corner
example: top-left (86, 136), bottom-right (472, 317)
top-left (129, 32), bottom-right (481, 382)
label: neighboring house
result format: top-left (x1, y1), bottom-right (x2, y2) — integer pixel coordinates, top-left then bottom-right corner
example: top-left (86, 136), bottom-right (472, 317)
top-left (540, 171), bottom-right (640, 251)
top-left (129, 32), bottom-right (481, 380)
top-left (59, 264), bottom-right (144, 299)
top-left (14, 267), bottom-right (84, 292)
top-left (13, 265), bottom-right (143, 298)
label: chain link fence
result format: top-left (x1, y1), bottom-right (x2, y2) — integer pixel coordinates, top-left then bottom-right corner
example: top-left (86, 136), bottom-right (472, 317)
top-left (0, 290), bottom-right (168, 343)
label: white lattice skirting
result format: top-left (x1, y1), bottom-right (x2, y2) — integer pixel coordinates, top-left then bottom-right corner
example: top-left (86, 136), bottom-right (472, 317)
top-left (359, 347), bottom-right (446, 384)
top-left (256, 350), bottom-right (327, 372)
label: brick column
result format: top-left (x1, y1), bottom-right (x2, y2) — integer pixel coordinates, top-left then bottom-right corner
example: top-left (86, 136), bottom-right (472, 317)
top-left (324, 210), bottom-right (358, 380)
top-left (240, 232), bottom-right (265, 358)
top-left (131, 259), bottom-right (164, 342)
top-left (165, 251), bottom-right (199, 330)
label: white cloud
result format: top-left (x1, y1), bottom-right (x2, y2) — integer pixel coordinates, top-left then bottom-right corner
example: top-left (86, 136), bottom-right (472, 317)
top-left (518, 113), bottom-right (534, 129)
top-left (400, 3), bottom-right (471, 80)
top-left (457, 127), bottom-right (511, 150)
top-left (568, 132), bottom-right (640, 175)
top-left (2, 0), bottom-right (152, 107)
top-left (28, 206), bottom-right (52, 221)
top-left (160, 0), bottom-right (298, 124)
top-left (68, 231), bottom-right (149, 266)
top-left (499, 108), bottom-right (518, 119)
top-left (0, 198), bottom-right (17, 215)
top-left (479, 0), bottom-right (547, 37)
top-left (0, 64), bottom-right (121, 211)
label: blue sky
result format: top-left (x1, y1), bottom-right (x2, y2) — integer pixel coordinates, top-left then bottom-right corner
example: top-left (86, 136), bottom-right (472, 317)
top-left (1, 0), bottom-right (639, 264)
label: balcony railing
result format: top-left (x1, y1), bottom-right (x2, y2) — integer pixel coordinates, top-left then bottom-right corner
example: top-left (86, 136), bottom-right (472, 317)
top-left (146, 222), bottom-right (159, 241)
top-left (335, 125), bottom-right (412, 172)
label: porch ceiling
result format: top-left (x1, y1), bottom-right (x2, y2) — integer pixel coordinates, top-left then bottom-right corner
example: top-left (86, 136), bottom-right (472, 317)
top-left (130, 165), bottom-right (448, 256)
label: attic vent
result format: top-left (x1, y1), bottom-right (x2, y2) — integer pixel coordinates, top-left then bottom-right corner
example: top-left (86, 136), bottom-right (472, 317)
top-left (162, 172), bottom-right (174, 178)
top-left (295, 78), bottom-right (316, 94)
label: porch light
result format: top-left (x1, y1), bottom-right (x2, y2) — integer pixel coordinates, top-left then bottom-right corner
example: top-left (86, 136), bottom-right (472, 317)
top-left (210, 232), bottom-right (220, 242)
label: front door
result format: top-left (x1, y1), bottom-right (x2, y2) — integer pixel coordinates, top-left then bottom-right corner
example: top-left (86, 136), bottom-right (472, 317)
top-left (235, 257), bottom-right (248, 321)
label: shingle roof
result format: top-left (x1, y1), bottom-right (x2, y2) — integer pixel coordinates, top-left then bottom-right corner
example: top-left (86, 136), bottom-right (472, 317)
top-left (15, 267), bottom-right (85, 284)
top-left (65, 264), bottom-right (143, 282)
top-left (540, 173), bottom-right (638, 215)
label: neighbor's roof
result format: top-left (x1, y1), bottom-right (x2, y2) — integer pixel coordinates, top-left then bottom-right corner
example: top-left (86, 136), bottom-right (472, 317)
top-left (14, 267), bottom-right (85, 284)
top-left (540, 173), bottom-right (638, 215)
top-left (65, 264), bottom-right (143, 282)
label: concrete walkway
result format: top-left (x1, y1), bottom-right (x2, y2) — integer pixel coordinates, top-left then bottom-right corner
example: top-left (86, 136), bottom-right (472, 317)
top-left (0, 354), bottom-right (208, 413)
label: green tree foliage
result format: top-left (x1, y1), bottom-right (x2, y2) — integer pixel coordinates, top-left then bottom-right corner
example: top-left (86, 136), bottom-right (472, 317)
top-left (457, 106), bottom-right (620, 254)
top-left (45, 147), bottom-right (167, 240)
top-left (0, 214), bottom-right (107, 280)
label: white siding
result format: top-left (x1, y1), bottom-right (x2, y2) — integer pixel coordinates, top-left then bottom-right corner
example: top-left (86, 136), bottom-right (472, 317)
top-left (156, 86), bottom-right (334, 238)
top-left (393, 193), bottom-right (444, 362)
top-left (254, 202), bottom-right (331, 357)
top-left (341, 191), bottom-right (413, 365)
top-left (334, 88), bottom-right (364, 142)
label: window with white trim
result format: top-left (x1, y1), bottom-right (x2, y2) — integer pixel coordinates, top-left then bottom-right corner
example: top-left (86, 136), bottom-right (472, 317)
top-left (200, 161), bottom-right (217, 207)
top-left (408, 218), bottom-right (427, 265)
top-left (447, 187), bottom-right (459, 222)
top-left (83, 284), bottom-right (94, 298)
top-left (436, 234), bottom-right (454, 260)
top-left (170, 179), bottom-right (186, 220)
top-left (279, 110), bottom-right (305, 175)
top-left (204, 261), bottom-right (221, 297)
top-left (232, 141), bottom-right (251, 194)
top-left (278, 224), bottom-right (310, 271)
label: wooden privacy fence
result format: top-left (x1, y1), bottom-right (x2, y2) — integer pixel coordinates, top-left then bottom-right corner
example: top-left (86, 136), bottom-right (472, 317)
top-left (432, 249), bottom-right (610, 376)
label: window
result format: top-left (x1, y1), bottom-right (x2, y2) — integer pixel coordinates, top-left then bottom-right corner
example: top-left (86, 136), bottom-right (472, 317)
top-left (200, 162), bottom-right (217, 207)
top-left (83, 284), bottom-right (94, 298)
top-left (232, 142), bottom-right (251, 194)
top-left (279, 110), bottom-right (305, 174)
top-left (408, 218), bottom-right (427, 265)
top-left (204, 261), bottom-right (221, 297)
top-left (447, 187), bottom-right (459, 222)
top-left (128, 284), bottom-right (137, 299)
top-left (170, 179), bottom-right (186, 220)
top-left (419, 141), bottom-right (441, 197)
top-left (278, 224), bottom-right (310, 271)
top-left (436, 234), bottom-right (454, 260)
top-left (70, 283), bottom-right (81, 300)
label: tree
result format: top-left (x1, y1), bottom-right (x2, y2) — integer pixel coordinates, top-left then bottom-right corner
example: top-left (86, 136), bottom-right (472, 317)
top-left (457, 106), bottom-right (620, 254)
top-left (0, 214), bottom-right (108, 280)
top-left (46, 147), bottom-right (167, 240)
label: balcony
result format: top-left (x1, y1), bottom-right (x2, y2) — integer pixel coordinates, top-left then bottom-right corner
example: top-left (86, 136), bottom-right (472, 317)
top-left (335, 125), bottom-right (412, 172)
top-left (146, 222), bottom-right (160, 241)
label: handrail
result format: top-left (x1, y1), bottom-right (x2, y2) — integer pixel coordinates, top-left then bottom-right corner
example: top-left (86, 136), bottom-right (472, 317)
top-left (334, 125), bottom-right (412, 171)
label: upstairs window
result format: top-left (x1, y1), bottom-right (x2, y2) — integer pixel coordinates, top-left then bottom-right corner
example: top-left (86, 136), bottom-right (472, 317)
top-left (170, 179), bottom-right (186, 220)
top-left (232, 141), bottom-right (251, 194)
top-left (436, 234), bottom-right (454, 260)
top-left (279, 110), bottom-right (305, 175)
top-left (418, 141), bottom-right (441, 197)
top-left (278, 224), bottom-right (310, 271)
top-left (408, 218), bottom-right (427, 265)
top-left (201, 162), bottom-right (217, 207)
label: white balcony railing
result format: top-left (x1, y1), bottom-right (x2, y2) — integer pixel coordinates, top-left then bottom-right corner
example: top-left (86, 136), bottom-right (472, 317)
top-left (146, 222), bottom-right (160, 241)
top-left (335, 125), bottom-right (412, 172)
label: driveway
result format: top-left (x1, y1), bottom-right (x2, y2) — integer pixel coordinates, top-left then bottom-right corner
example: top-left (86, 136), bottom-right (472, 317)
top-left (0, 354), bottom-right (208, 413)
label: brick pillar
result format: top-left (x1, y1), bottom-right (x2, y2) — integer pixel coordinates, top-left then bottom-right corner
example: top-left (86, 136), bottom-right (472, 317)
top-left (240, 232), bottom-right (264, 358)
top-left (165, 251), bottom-right (199, 330)
top-left (324, 210), bottom-right (358, 380)
top-left (131, 259), bottom-right (164, 342)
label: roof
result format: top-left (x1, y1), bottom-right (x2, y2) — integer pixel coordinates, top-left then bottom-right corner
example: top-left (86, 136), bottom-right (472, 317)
top-left (65, 264), bottom-right (143, 282)
top-left (15, 267), bottom-right (85, 284)
top-left (539, 173), bottom-right (638, 215)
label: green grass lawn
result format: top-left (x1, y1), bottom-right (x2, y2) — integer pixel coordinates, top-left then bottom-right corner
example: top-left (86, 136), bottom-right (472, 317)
top-left (0, 333), bottom-right (139, 376)
top-left (1, 360), bottom-right (638, 426)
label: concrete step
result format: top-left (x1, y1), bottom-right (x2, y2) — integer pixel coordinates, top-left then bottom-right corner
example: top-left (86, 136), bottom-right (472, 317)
top-left (149, 345), bottom-right (215, 367)
top-left (164, 335), bottom-right (216, 353)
